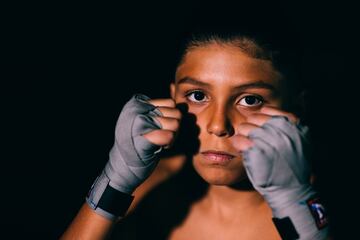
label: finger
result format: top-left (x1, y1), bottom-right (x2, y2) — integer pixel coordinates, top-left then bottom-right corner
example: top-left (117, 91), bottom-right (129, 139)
top-left (260, 106), bottom-right (299, 124)
top-left (155, 107), bottom-right (182, 119)
top-left (246, 113), bottom-right (272, 126)
top-left (237, 122), bottom-right (260, 137)
top-left (148, 98), bottom-right (176, 108)
top-left (155, 116), bottom-right (180, 132)
top-left (143, 129), bottom-right (175, 146)
top-left (230, 134), bottom-right (254, 152)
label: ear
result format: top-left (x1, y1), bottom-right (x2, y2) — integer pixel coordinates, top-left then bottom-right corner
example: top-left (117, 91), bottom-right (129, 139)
top-left (170, 83), bottom-right (176, 99)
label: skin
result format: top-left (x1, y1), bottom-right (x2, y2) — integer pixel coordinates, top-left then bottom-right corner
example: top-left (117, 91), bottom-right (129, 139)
top-left (166, 42), bottom-right (300, 239)
top-left (61, 42), bottom-right (301, 239)
top-left (171, 43), bottom-right (297, 185)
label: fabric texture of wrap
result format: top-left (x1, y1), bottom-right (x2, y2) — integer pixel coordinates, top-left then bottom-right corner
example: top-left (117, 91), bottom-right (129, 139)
top-left (86, 94), bottom-right (163, 220)
top-left (244, 116), bottom-right (329, 239)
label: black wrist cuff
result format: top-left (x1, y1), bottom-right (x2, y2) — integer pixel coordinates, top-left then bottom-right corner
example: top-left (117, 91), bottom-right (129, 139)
top-left (86, 171), bottom-right (134, 218)
top-left (97, 184), bottom-right (134, 217)
top-left (272, 217), bottom-right (299, 240)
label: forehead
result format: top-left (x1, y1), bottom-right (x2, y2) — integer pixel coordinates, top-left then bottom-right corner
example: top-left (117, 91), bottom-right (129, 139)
top-left (175, 44), bottom-right (281, 87)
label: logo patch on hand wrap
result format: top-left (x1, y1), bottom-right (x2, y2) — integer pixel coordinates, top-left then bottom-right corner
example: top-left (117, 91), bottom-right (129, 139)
top-left (307, 197), bottom-right (329, 229)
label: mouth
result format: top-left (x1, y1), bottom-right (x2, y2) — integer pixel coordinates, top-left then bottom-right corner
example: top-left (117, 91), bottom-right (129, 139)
top-left (200, 150), bottom-right (237, 166)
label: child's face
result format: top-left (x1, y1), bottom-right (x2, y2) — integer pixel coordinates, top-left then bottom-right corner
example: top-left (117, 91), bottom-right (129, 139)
top-left (171, 43), bottom-right (284, 185)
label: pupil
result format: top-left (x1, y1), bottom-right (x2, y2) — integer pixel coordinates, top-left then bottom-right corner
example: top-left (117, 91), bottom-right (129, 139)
top-left (245, 96), bottom-right (256, 105)
top-left (194, 92), bottom-right (204, 101)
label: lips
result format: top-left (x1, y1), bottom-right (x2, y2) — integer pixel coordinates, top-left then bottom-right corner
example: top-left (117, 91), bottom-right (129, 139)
top-left (200, 150), bottom-right (236, 166)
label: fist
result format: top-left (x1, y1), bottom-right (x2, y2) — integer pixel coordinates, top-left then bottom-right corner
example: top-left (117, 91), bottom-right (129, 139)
top-left (230, 106), bottom-right (311, 191)
top-left (105, 94), bottom-right (182, 195)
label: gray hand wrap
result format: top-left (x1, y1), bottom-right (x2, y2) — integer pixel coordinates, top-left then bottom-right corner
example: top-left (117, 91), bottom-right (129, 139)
top-left (86, 94), bottom-right (163, 219)
top-left (244, 116), bottom-right (329, 239)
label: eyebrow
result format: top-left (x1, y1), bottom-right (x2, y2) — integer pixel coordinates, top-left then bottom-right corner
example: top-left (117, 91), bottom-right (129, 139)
top-left (177, 77), bottom-right (277, 92)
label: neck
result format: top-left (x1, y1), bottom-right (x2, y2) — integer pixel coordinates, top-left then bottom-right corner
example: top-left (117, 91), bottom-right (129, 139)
top-left (203, 183), bottom-right (268, 220)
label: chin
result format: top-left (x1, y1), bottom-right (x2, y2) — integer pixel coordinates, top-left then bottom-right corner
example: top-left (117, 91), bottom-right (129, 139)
top-left (203, 176), bottom-right (237, 185)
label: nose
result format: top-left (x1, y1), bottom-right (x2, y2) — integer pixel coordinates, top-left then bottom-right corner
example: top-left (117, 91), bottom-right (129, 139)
top-left (206, 104), bottom-right (235, 137)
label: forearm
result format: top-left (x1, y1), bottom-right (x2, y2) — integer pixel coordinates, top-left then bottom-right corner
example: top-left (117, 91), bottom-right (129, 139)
top-left (61, 158), bottom-right (178, 239)
top-left (61, 95), bottom-right (180, 239)
top-left (60, 203), bottom-right (115, 240)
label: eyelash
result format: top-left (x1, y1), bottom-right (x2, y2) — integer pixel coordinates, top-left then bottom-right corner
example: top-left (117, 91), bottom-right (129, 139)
top-left (184, 90), bottom-right (264, 107)
top-left (184, 90), bottom-right (209, 104)
top-left (238, 95), bottom-right (264, 107)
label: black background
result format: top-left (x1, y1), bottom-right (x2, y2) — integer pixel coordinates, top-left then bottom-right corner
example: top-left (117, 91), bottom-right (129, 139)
top-left (2, 1), bottom-right (359, 239)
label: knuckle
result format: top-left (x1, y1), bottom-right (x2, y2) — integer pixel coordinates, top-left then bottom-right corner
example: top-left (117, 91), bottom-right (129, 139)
top-left (164, 130), bottom-right (175, 141)
top-left (172, 119), bottom-right (180, 129)
top-left (149, 98), bottom-right (175, 108)
top-left (155, 116), bottom-right (164, 125)
top-left (160, 117), bottom-right (180, 131)
top-left (169, 100), bottom-right (176, 108)
top-left (165, 99), bottom-right (176, 107)
top-left (156, 106), bottom-right (165, 112)
top-left (147, 99), bottom-right (157, 106)
top-left (174, 109), bottom-right (182, 119)
top-left (160, 107), bottom-right (181, 119)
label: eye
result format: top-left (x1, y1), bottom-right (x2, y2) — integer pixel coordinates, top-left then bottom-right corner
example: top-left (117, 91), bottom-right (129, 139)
top-left (238, 95), bottom-right (263, 107)
top-left (185, 90), bottom-right (208, 103)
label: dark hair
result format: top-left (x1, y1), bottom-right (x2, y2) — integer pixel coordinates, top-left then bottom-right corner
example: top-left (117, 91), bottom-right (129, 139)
top-left (171, 3), bottom-right (307, 116)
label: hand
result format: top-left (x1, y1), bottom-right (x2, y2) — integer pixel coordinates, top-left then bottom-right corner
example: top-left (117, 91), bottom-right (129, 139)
top-left (230, 106), bottom-right (311, 202)
top-left (86, 94), bottom-right (181, 219)
top-left (231, 107), bottom-right (329, 239)
top-left (108, 94), bottom-right (181, 193)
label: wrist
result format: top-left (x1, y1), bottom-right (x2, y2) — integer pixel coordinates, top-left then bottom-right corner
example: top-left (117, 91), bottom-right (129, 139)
top-left (265, 186), bottom-right (330, 239)
top-left (265, 185), bottom-right (316, 218)
top-left (86, 170), bottom-right (134, 220)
